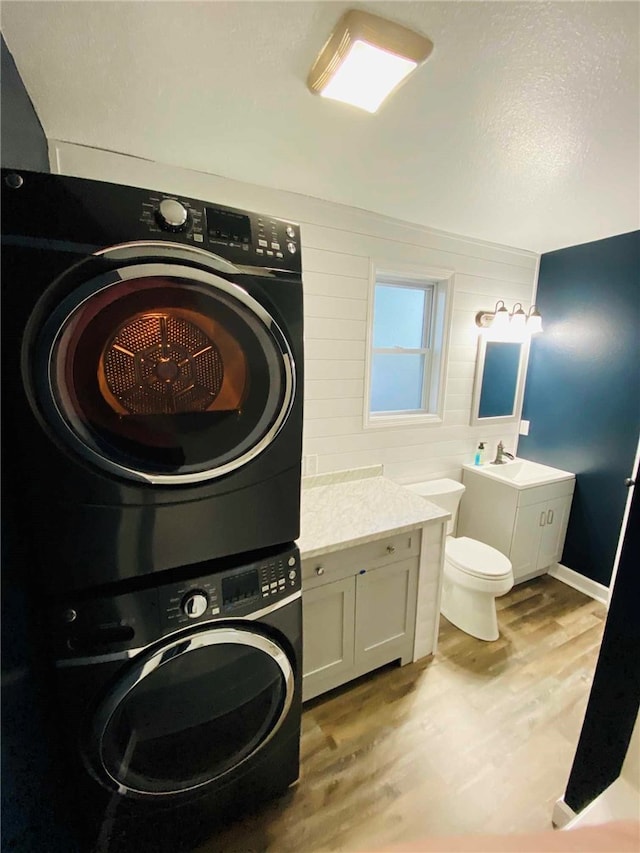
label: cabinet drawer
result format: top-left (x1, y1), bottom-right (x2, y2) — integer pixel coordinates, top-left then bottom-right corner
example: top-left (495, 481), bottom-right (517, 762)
top-left (517, 479), bottom-right (575, 507)
top-left (302, 530), bottom-right (421, 590)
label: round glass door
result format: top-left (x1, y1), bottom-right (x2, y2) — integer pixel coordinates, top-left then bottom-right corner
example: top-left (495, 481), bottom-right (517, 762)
top-left (89, 627), bottom-right (294, 797)
top-left (33, 260), bottom-right (295, 484)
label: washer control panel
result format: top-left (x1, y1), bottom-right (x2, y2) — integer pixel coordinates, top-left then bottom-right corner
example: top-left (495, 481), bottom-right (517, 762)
top-left (158, 547), bottom-right (301, 630)
top-left (182, 591), bottom-right (209, 618)
top-left (258, 555), bottom-right (297, 601)
top-left (52, 546), bottom-right (301, 662)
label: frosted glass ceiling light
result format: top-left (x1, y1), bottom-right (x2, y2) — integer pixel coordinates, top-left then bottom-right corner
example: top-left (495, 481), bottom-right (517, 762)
top-left (307, 10), bottom-right (434, 114)
top-left (320, 41), bottom-right (417, 113)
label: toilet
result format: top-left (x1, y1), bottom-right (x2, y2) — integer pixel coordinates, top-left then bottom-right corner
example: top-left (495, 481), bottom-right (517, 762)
top-left (406, 479), bottom-right (514, 641)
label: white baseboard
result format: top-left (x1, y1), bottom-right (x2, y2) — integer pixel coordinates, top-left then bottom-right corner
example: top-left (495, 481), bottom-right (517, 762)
top-left (553, 797), bottom-right (577, 829)
top-left (548, 563), bottom-right (609, 605)
top-left (565, 778), bottom-right (640, 829)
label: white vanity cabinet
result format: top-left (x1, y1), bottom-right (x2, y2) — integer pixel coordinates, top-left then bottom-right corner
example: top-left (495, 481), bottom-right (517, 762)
top-left (510, 494), bottom-right (573, 579)
top-left (459, 469), bottom-right (575, 584)
top-left (301, 531), bottom-right (420, 702)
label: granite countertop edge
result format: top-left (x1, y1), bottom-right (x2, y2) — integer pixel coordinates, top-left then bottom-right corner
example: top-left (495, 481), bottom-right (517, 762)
top-left (298, 470), bottom-right (450, 561)
top-left (299, 520), bottom-right (439, 561)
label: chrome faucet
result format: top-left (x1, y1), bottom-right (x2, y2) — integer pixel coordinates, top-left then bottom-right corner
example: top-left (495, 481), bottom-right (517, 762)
top-left (492, 441), bottom-right (515, 465)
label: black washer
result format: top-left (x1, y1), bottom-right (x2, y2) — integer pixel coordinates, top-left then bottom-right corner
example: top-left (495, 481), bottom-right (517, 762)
top-left (49, 545), bottom-right (302, 849)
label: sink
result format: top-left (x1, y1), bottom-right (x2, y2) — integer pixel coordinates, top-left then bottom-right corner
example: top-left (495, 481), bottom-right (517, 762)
top-left (463, 458), bottom-right (574, 489)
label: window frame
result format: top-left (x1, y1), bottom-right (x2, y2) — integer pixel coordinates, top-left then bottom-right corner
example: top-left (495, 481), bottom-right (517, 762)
top-left (363, 263), bottom-right (454, 430)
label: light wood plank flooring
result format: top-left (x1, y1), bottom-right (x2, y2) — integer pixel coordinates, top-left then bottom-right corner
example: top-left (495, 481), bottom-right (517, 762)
top-left (196, 576), bottom-right (606, 853)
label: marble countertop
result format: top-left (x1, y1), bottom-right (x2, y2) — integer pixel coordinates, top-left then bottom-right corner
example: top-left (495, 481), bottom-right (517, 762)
top-left (298, 466), bottom-right (450, 560)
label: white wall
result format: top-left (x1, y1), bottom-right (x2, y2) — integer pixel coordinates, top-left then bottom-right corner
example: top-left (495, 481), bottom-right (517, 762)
top-left (50, 141), bottom-right (538, 484)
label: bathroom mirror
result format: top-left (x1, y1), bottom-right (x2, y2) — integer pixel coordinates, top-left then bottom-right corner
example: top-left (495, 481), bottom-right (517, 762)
top-left (470, 337), bottom-right (530, 426)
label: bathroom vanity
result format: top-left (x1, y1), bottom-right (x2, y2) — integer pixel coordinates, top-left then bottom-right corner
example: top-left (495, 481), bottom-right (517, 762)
top-left (459, 460), bottom-right (576, 584)
top-left (298, 467), bottom-right (449, 702)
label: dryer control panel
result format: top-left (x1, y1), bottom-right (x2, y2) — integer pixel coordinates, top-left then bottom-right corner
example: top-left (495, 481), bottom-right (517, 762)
top-left (138, 189), bottom-right (302, 272)
top-left (2, 170), bottom-right (302, 275)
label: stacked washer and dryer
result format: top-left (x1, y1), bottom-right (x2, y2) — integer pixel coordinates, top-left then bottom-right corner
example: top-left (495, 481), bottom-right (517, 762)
top-left (1, 169), bottom-right (305, 850)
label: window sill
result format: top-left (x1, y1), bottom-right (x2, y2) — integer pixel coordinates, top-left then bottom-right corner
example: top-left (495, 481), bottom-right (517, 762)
top-left (363, 412), bottom-right (444, 430)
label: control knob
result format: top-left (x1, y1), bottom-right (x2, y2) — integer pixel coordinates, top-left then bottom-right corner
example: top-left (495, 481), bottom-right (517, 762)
top-left (286, 241), bottom-right (297, 254)
top-left (156, 198), bottom-right (189, 232)
top-left (285, 225), bottom-right (296, 239)
top-left (182, 591), bottom-right (208, 619)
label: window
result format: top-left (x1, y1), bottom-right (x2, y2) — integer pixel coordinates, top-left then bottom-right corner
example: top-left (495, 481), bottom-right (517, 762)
top-left (364, 269), bottom-right (452, 427)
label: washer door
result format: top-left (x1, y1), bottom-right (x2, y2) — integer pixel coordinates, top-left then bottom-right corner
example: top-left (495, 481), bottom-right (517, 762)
top-left (30, 244), bottom-right (295, 484)
top-left (86, 626), bottom-right (294, 798)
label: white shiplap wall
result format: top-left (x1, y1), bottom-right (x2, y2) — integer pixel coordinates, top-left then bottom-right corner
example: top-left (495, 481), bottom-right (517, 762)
top-left (49, 141), bottom-right (538, 484)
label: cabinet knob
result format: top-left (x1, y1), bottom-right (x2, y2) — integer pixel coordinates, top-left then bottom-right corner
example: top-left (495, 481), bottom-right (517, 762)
top-left (315, 566), bottom-right (325, 576)
top-left (386, 545), bottom-right (396, 554)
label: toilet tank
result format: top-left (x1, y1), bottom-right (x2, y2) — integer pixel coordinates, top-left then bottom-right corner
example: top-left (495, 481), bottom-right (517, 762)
top-left (405, 478), bottom-right (465, 535)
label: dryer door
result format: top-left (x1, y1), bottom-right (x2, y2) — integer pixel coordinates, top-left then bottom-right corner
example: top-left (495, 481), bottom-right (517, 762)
top-left (29, 244), bottom-right (296, 484)
top-left (85, 626), bottom-right (294, 798)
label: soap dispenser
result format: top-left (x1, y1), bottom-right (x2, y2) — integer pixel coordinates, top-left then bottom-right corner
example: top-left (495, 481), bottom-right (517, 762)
top-left (474, 442), bottom-right (485, 465)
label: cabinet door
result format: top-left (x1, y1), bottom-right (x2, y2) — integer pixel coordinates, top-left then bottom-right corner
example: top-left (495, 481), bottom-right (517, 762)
top-left (354, 559), bottom-right (418, 672)
top-left (302, 577), bottom-right (356, 702)
top-left (537, 495), bottom-right (572, 570)
top-left (510, 502), bottom-right (546, 582)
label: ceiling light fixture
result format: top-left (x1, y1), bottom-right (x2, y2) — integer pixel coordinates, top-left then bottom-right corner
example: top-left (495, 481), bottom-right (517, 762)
top-left (307, 9), bottom-right (434, 114)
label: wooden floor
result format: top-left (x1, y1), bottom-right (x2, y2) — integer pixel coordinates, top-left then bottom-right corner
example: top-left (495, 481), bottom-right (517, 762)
top-left (196, 576), bottom-right (606, 853)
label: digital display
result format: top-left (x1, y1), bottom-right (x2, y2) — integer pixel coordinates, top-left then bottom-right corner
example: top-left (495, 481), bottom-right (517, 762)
top-left (222, 569), bottom-right (260, 606)
top-left (206, 207), bottom-right (251, 244)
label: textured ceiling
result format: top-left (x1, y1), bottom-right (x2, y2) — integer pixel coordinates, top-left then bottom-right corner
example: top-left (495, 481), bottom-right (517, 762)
top-left (2, 1), bottom-right (639, 252)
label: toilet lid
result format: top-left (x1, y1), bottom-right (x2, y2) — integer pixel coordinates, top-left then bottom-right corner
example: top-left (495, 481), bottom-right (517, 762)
top-left (446, 537), bottom-right (512, 579)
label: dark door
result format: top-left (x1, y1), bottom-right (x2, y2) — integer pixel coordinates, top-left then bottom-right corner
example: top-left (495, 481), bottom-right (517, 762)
top-left (86, 626), bottom-right (294, 797)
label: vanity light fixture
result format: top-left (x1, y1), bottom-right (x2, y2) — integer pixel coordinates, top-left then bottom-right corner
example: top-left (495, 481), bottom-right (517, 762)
top-left (491, 300), bottom-right (511, 331)
top-left (475, 300), bottom-right (509, 330)
top-left (475, 301), bottom-right (544, 338)
top-left (307, 9), bottom-right (434, 113)
top-left (510, 302), bottom-right (527, 332)
top-left (526, 304), bottom-right (543, 335)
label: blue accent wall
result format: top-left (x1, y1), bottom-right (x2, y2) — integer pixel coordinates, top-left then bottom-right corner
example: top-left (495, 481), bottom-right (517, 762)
top-left (519, 231), bottom-right (640, 586)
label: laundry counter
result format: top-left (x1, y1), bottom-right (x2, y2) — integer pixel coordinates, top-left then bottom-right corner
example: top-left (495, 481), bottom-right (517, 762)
top-left (298, 465), bottom-right (449, 701)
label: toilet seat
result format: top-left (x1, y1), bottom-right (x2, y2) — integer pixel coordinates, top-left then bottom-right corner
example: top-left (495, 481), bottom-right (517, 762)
top-left (445, 537), bottom-right (512, 580)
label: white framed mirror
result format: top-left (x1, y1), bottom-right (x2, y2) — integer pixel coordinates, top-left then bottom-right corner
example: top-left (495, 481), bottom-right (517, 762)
top-left (470, 336), bottom-right (530, 426)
